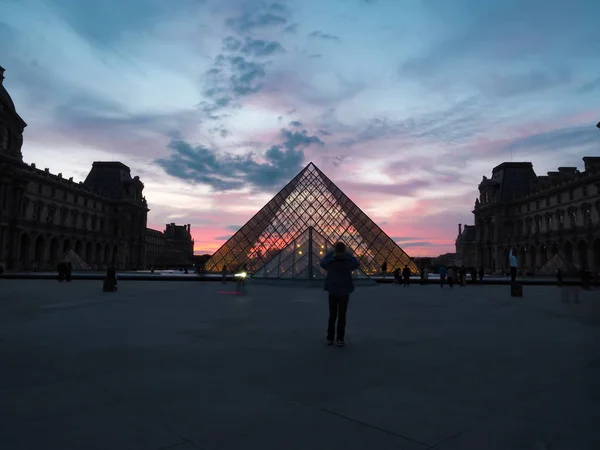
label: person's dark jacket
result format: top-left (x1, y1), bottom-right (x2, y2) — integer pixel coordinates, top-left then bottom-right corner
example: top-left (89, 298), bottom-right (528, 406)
top-left (402, 267), bottom-right (411, 278)
top-left (320, 251), bottom-right (360, 295)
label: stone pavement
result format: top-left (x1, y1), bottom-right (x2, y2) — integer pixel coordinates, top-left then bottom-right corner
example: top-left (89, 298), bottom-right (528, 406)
top-left (1, 280), bottom-right (599, 450)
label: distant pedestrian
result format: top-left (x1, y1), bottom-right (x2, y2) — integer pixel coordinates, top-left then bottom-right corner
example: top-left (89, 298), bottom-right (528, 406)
top-left (320, 242), bottom-right (360, 347)
top-left (447, 267), bottom-right (455, 288)
top-left (439, 265), bottom-right (447, 288)
top-left (381, 261), bottom-right (388, 280)
top-left (459, 266), bottom-right (467, 286)
top-left (402, 265), bottom-right (411, 286)
top-left (104, 265), bottom-right (118, 292)
top-left (57, 262), bottom-right (65, 282)
top-left (65, 262), bottom-right (72, 282)
top-left (509, 248), bottom-right (518, 283)
top-left (479, 267), bottom-right (484, 281)
top-left (393, 268), bottom-right (401, 285)
top-left (221, 265), bottom-right (227, 284)
top-left (423, 268), bottom-right (429, 286)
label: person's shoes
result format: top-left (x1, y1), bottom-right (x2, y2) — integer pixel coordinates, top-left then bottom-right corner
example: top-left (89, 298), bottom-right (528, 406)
top-left (325, 338), bottom-right (334, 346)
top-left (336, 340), bottom-right (345, 348)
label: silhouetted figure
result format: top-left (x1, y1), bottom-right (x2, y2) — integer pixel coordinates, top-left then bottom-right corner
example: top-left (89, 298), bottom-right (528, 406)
top-left (150, 266), bottom-right (155, 273)
top-left (393, 268), bottom-right (401, 285)
top-left (381, 261), bottom-right (388, 279)
top-left (509, 248), bottom-right (518, 283)
top-left (479, 267), bottom-right (484, 281)
top-left (57, 262), bottom-right (65, 282)
top-left (402, 265), bottom-right (411, 286)
top-left (556, 268), bottom-right (563, 287)
top-left (65, 262), bottom-right (72, 282)
top-left (447, 267), bottom-right (455, 288)
top-left (221, 265), bottom-right (227, 284)
top-left (184, 268), bottom-right (188, 274)
top-left (439, 265), bottom-right (447, 288)
top-left (320, 242), bottom-right (360, 347)
top-left (423, 267), bottom-right (429, 286)
top-left (104, 265), bottom-right (118, 292)
top-left (470, 268), bottom-right (477, 283)
top-left (459, 266), bottom-right (467, 286)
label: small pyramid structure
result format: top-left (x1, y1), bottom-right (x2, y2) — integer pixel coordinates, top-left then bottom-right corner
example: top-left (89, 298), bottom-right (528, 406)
top-left (252, 226), bottom-right (370, 280)
top-left (61, 249), bottom-right (91, 271)
top-left (538, 252), bottom-right (580, 276)
top-left (205, 162), bottom-right (418, 276)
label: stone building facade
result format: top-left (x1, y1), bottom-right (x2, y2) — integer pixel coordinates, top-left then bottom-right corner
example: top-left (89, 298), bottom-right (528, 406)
top-left (472, 158), bottom-right (600, 274)
top-left (145, 223), bottom-right (194, 267)
top-left (0, 66), bottom-right (149, 271)
top-left (455, 224), bottom-right (476, 267)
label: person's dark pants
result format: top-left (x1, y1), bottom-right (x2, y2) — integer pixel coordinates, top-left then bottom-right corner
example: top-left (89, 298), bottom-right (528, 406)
top-left (440, 274), bottom-right (446, 287)
top-left (449, 276), bottom-right (454, 288)
top-left (403, 276), bottom-right (410, 286)
top-left (510, 267), bottom-right (517, 283)
top-left (327, 294), bottom-right (349, 342)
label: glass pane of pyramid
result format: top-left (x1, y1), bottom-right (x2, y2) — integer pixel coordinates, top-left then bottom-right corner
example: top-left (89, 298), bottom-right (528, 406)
top-left (253, 227), bottom-right (370, 280)
top-left (205, 162), bottom-right (419, 276)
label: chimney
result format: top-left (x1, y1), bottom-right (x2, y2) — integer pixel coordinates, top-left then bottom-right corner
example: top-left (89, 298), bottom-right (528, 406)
top-left (458, 223), bottom-right (462, 236)
top-left (0, 66), bottom-right (4, 85)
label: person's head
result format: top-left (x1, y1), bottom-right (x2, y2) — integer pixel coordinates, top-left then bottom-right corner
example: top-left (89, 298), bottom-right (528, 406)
top-left (334, 242), bottom-right (346, 254)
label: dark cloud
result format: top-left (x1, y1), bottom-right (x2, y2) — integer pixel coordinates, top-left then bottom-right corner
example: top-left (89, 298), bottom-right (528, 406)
top-left (155, 127), bottom-right (325, 191)
top-left (222, 36), bottom-right (242, 52)
top-left (226, 10), bottom-right (288, 33)
top-left (504, 124), bottom-right (600, 154)
top-left (200, 54), bottom-right (267, 115)
top-left (240, 37), bottom-right (285, 57)
top-left (338, 179), bottom-right (431, 197)
top-left (390, 236), bottom-right (420, 242)
top-left (284, 23), bottom-right (298, 33)
top-left (578, 76), bottom-right (600, 94)
top-left (399, 241), bottom-right (438, 248)
top-left (289, 120), bottom-right (302, 127)
top-left (476, 67), bottom-right (572, 98)
top-left (309, 31), bottom-right (341, 41)
top-left (229, 56), bottom-right (266, 95)
top-left (215, 235), bottom-right (232, 240)
top-left (226, 225), bottom-right (242, 231)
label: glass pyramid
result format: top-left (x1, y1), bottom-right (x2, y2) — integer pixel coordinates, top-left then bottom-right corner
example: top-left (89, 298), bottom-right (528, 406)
top-left (252, 226), bottom-right (370, 280)
top-left (205, 162), bottom-right (419, 276)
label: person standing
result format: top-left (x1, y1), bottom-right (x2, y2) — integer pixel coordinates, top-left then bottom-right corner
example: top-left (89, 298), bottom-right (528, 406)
top-left (221, 265), bottom-right (228, 284)
top-left (447, 267), bottom-right (455, 288)
top-left (393, 268), bottom-right (401, 285)
top-left (65, 262), bottom-right (73, 282)
top-left (320, 242), bottom-right (360, 347)
top-left (439, 265), bottom-right (447, 288)
top-left (381, 261), bottom-right (388, 280)
top-left (402, 265), bottom-right (411, 286)
top-left (509, 248), bottom-right (518, 283)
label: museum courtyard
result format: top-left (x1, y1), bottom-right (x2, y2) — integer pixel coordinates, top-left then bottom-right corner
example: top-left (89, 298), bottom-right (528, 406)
top-left (1, 280), bottom-right (599, 450)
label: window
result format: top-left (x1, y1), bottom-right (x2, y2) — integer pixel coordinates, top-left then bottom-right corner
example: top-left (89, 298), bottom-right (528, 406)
top-left (51, 187), bottom-right (56, 197)
top-left (63, 191), bottom-right (67, 201)
top-left (569, 190), bottom-right (574, 201)
top-left (38, 184), bottom-right (42, 194)
top-left (583, 186), bottom-right (588, 197)
top-left (557, 193), bottom-right (562, 204)
top-left (546, 197), bottom-right (550, 207)
top-left (74, 195), bottom-right (78, 204)
top-left (84, 198), bottom-right (88, 207)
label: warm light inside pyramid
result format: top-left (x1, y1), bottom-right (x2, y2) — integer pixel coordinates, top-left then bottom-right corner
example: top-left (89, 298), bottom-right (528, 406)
top-left (205, 163), bottom-right (418, 276)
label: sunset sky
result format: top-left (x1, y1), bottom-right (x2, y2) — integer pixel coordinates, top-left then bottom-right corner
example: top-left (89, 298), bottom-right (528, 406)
top-left (2, 0), bottom-right (599, 256)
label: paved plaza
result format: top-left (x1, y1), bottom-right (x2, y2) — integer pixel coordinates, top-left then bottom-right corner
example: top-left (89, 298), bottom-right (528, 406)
top-left (1, 280), bottom-right (599, 450)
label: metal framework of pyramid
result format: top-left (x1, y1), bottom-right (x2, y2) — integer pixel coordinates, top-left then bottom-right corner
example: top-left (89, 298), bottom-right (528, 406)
top-left (252, 226), bottom-right (370, 280)
top-left (205, 162), bottom-right (419, 276)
